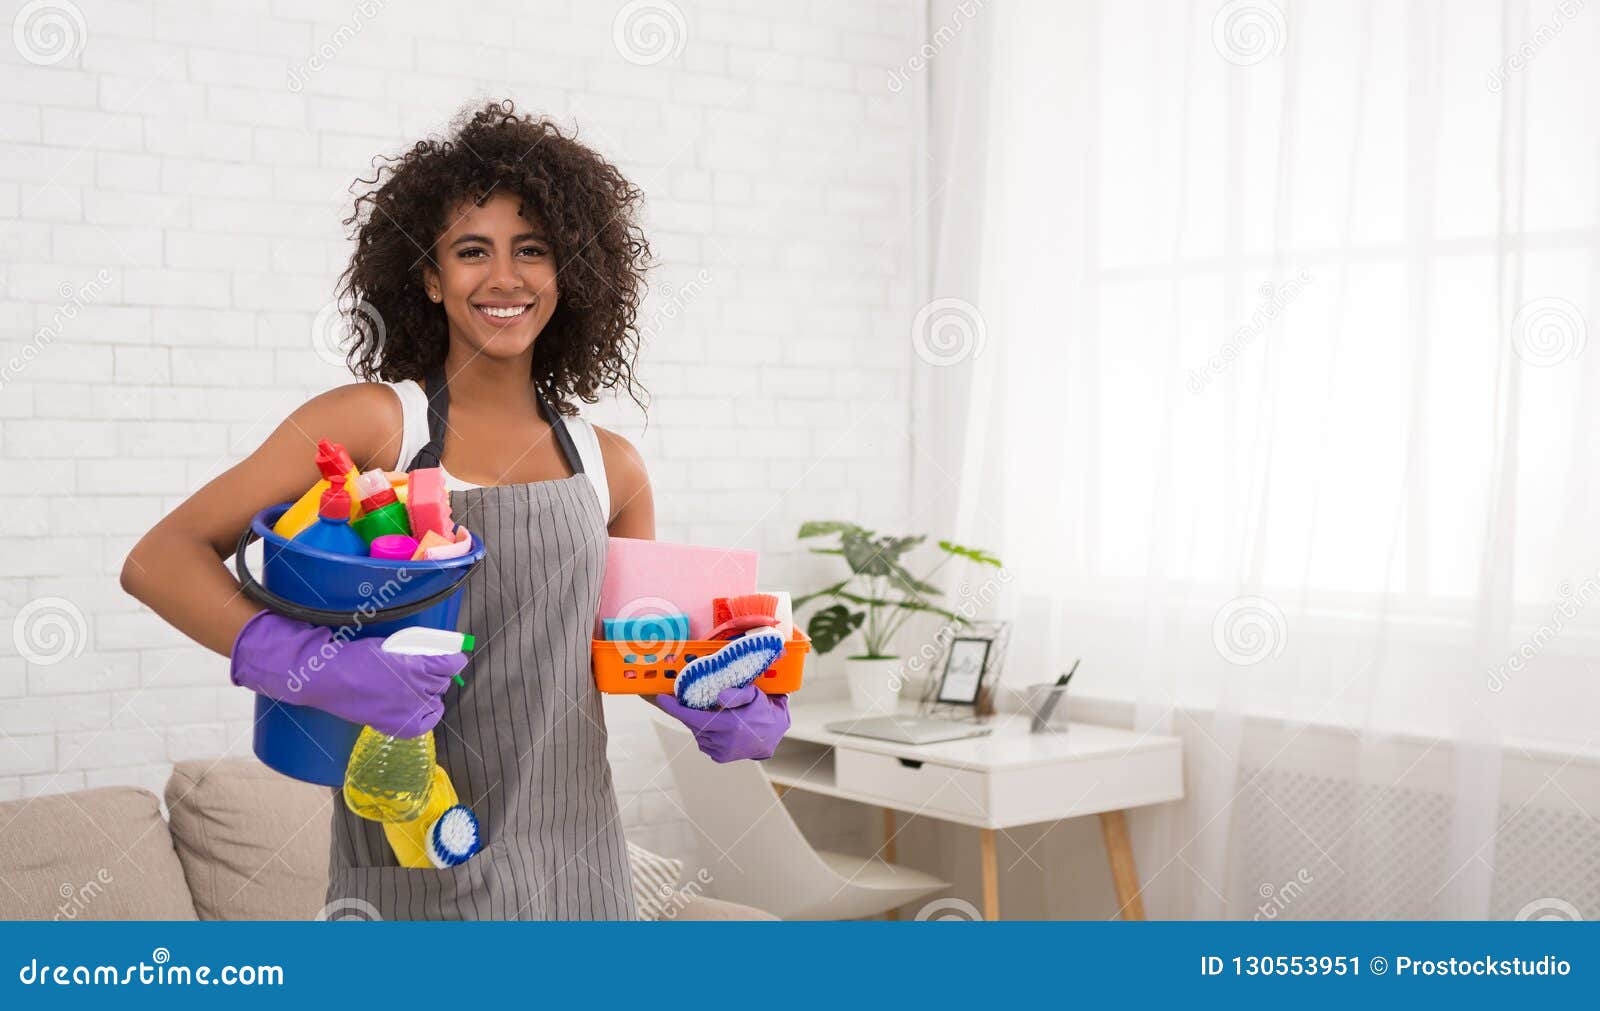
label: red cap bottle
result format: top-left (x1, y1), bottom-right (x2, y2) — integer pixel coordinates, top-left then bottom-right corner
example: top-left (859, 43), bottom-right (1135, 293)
top-left (319, 474), bottom-right (353, 519)
top-left (315, 439), bottom-right (355, 482)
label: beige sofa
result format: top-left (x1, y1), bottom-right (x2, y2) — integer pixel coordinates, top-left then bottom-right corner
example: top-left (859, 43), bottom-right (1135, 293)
top-left (0, 758), bottom-right (771, 921)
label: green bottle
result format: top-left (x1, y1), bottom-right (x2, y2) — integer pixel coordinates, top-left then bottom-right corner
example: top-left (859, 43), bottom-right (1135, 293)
top-left (349, 471), bottom-right (412, 545)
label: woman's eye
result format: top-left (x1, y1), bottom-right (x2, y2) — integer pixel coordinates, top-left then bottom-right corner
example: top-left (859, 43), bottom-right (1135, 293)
top-left (519, 245), bottom-right (548, 257)
top-left (457, 247), bottom-right (486, 259)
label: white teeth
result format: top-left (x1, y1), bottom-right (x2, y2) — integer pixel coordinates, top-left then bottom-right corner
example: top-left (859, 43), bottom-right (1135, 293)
top-left (477, 304), bottom-right (528, 319)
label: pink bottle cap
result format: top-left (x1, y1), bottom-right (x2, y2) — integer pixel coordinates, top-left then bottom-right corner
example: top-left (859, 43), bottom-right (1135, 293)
top-left (368, 534), bottom-right (421, 561)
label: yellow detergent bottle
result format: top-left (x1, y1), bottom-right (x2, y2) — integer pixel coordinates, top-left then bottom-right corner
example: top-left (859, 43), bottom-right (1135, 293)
top-left (343, 726), bottom-right (435, 823)
top-left (382, 764), bottom-right (482, 868)
top-left (343, 629), bottom-right (477, 824)
top-left (272, 439), bottom-right (363, 540)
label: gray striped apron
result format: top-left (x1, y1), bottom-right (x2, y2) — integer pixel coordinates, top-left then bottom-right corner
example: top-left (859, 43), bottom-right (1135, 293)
top-left (323, 369), bottom-right (637, 920)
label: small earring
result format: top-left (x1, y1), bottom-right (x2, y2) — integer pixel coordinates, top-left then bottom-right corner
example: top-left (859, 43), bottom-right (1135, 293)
top-left (431, 293), bottom-right (440, 302)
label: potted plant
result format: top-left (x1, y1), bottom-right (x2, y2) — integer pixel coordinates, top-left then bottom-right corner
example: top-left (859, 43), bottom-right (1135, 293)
top-left (795, 521), bottom-right (1002, 712)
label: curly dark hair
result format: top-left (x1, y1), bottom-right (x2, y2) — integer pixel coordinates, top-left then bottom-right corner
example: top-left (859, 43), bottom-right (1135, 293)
top-left (337, 100), bottom-right (651, 416)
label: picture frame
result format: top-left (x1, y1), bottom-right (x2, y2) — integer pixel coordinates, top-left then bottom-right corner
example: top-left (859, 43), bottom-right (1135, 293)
top-left (919, 620), bottom-right (1011, 718)
top-left (936, 637), bottom-right (993, 705)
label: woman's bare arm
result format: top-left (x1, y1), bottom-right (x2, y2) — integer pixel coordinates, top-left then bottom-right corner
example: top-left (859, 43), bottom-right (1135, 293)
top-left (120, 383), bottom-right (403, 656)
top-left (596, 426), bottom-right (655, 540)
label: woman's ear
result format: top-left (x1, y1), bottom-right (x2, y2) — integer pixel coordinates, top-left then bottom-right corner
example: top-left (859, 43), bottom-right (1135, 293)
top-left (421, 266), bottom-right (441, 303)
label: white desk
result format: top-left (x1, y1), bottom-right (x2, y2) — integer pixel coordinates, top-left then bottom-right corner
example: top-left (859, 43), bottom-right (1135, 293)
top-left (768, 701), bottom-right (1184, 920)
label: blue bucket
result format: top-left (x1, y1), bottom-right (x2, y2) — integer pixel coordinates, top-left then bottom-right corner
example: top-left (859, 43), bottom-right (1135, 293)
top-left (235, 503), bottom-right (485, 786)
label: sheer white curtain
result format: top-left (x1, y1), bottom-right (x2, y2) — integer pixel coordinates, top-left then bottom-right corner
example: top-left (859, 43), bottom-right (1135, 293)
top-left (918, 0), bottom-right (1600, 918)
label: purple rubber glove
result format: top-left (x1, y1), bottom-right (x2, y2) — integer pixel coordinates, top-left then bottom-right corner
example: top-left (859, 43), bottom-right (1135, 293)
top-left (654, 683), bottom-right (790, 762)
top-left (230, 610), bottom-right (466, 739)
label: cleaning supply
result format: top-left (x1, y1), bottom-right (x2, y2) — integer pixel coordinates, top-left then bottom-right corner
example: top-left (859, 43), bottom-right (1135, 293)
top-left (341, 626), bottom-right (476, 821)
top-left (381, 625), bottom-right (474, 687)
top-left (410, 530), bottom-right (451, 560)
top-left (416, 525), bottom-right (473, 561)
top-left (382, 626), bottom-right (476, 655)
top-left (406, 467), bottom-right (454, 541)
top-left (602, 613), bottom-right (690, 643)
top-left (381, 763), bottom-right (482, 868)
top-left (674, 628), bottom-right (787, 710)
top-left (369, 534), bottom-right (420, 561)
top-left (344, 726), bottom-right (436, 822)
top-left (349, 469), bottom-right (412, 544)
top-left (385, 470), bottom-right (409, 504)
top-left (272, 439), bottom-right (362, 539)
top-left (426, 805), bottom-right (482, 867)
top-left (596, 537), bottom-right (759, 639)
top-left (706, 593), bottom-right (782, 640)
top-left (769, 591), bottom-right (794, 640)
top-left (290, 475), bottom-right (368, 557)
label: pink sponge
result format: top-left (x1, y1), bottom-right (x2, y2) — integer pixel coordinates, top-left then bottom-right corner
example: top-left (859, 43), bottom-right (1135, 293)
top-left (406, 467), bottom-right (453, 540)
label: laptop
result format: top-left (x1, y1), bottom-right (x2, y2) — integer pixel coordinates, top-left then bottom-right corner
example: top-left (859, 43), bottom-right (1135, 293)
top-left (826, 713), bottom-right (993, 745)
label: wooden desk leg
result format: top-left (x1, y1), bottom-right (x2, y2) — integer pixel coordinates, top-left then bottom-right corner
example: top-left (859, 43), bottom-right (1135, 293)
top-left (1098, 809), bottom-right (1146, 920)
top-left (979, 828), bottom-right (1000, 921)
top-left (883, 809), bottom-right (898, 920)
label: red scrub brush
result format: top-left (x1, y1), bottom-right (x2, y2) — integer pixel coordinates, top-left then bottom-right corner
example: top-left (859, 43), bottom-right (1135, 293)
top-left (706, 593), bottom-right (783, 640)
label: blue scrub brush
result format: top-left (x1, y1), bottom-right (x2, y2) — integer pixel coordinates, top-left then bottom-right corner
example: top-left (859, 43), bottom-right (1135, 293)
top-left (426, 804), bottom-right (481, 868)
top-left (674, 628), bottom-right (786, 710)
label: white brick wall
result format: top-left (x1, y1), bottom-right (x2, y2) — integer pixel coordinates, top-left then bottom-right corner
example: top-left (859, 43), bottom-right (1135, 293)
top-left (0, 0), bottom-right (922, 863)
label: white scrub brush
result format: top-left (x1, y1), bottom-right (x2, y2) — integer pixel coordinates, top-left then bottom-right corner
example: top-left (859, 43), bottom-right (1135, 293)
top-left (674, 628), bottom-right (786, 710)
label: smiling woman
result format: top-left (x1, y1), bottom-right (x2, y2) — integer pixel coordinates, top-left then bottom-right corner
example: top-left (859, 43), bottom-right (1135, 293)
top-left (118, 99), bottom-right (792, 923)
top-left (338, 100), bottom-right (652, 416)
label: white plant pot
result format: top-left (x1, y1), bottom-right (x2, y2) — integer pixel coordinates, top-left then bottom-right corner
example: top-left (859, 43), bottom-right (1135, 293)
top-left (845, 656), bottom-right (903, 714)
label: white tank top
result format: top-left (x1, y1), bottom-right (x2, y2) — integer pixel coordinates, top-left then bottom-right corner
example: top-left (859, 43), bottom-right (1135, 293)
top-left (381, 379), bottom-right (611, 521)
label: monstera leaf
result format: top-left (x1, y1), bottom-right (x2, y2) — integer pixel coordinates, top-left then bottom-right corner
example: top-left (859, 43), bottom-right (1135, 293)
top-left (841, 532), bottom-right (924, 577)
top-left (797, 519), bottom-right (1003, 656)
top-left (805, 604), bottom-right (864, 655)
top-left (938, 540), bottom-right (1002, 567)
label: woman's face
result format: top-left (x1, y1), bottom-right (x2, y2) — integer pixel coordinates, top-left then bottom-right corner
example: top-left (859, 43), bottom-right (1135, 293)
top-left (424, 191), bottom-right (560, 363)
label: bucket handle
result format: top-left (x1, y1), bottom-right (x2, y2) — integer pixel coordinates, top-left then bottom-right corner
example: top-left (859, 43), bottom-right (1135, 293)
top-left (233, 525), bottom-right (483, 627)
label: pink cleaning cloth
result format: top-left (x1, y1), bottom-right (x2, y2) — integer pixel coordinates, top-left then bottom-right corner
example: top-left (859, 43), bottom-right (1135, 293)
top-left (416, 525), bottom-right (472, 561)
top-left (597, 537), bottom-right (759, 640)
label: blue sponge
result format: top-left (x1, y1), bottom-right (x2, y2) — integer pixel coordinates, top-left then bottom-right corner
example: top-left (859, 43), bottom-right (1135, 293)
top-left (674, 629), bottom-right (786, 710)
top-left (603, 613), bottom-right (690, 643)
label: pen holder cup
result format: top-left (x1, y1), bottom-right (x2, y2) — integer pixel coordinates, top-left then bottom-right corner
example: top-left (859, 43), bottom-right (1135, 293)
top-left (1025, 684), bottom-right (1072, 735)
